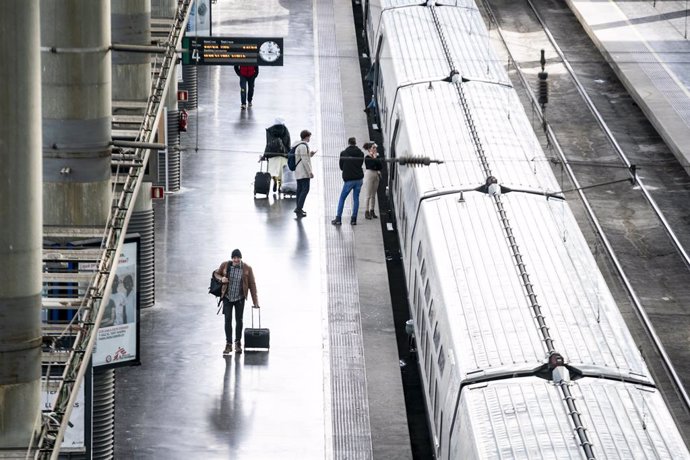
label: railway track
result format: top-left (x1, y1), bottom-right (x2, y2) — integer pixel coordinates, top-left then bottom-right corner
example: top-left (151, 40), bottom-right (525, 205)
top-left (481, 0), bottom-right (690, 445)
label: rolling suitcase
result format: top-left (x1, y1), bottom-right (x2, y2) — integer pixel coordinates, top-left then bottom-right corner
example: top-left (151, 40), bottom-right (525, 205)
top-left (254, 160), bottom-right (271, 197)
top-left (244, 306), bottom-right (270, 350)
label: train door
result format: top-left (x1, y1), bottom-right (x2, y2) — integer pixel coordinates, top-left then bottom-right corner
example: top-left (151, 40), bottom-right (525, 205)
top-left (388, 118), bottom-right (400, 200)
top-left (363, 0), bottom-right (369, 38)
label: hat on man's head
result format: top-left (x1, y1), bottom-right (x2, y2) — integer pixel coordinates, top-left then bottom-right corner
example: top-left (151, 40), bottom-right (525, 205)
top-left (231, 249), bottom-right (242, 259)
top-left (274, 117), bottom-right (285, 126)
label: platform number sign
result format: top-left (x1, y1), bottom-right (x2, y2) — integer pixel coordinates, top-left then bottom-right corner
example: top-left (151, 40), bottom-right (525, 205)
top-left (182, 36), bottom-right (284, 66)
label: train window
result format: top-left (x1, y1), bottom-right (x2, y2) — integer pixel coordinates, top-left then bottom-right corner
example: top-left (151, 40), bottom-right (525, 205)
top-left (425, 333), bottom-right (432, 380)
top-left (439, 412), bottom-right (443, 456)
top-left (374, 36), bottom-right (384, 85)
top-left (400, 203), bottom-right (407, 243)
top-left (438, 345), bottom-right (445, 375)
top-left (420, 259), bottom-right (426, 280)
top-left (417, 287), bottom-right (424, 321)
top-left (377, 71), bottom-right (387, 128)
top-left (425, 280), bottom-right (432, 305)
top-left (389, 119), bottom-right (400, 183)
top-left (420, 304), bottom-right (427, 349)
top-left (417, 241), bottom-right (423, 263)
top-left (433, 379), bottom-right (439, 429)
top-left (428, 298), bottom-right (435, 324)
top-left (428, 346), bottom-right (438, 386)
top-left (433, 321), bottom-right (441, 350)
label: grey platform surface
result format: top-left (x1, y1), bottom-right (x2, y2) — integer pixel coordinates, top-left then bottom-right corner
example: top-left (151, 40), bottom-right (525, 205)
top-left (566, 0), bottom-right (690, 174)
top-left (114, 1), bottom-right (411, 459)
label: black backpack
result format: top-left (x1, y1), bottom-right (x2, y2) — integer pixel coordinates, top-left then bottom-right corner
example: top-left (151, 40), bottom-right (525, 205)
top-left (264, 136), bottom-right (286, 159)
top-left (209, 261), bottom-right (228, 306)
top-left (287, 142), bottom-right (307, 171)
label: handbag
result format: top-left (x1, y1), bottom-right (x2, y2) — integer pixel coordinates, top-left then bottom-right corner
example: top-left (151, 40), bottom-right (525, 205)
top-left (209, 261), bottom-right (228, 306)
top-left (209, 275), bottom-right (223, 298)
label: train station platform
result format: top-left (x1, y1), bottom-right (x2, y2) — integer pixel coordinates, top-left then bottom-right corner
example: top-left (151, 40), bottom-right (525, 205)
top-left (566, 0), bottom-right (690, 174)
top-left (113, 1), bottom-right (411, 459)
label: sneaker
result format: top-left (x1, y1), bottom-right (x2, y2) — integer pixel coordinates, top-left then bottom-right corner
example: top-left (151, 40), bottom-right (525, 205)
top-left (241, 104), bottom-right (247, 110)
top-left (234, 340), bottom-right (243, 354)
top-left (294, 209), bottom-right (307, 217)
top-left (331, 218), bottom-right (342, 226)
top-left (351, 217), bottom-right (357, 225)
top-left (223, 343), bottom-right (232, 354)
top-left (248, 101), bottom-right (253, 107)
top-left (365, 211), bottom-right (372, 220)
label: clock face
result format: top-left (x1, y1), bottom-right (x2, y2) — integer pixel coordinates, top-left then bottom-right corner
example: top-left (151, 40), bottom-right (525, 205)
top-left (259, 40), bottom-right (281, 63)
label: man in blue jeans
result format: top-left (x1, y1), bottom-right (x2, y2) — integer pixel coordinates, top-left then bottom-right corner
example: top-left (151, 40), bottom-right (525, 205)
top-left (331, 137), bottom-right (365, 226)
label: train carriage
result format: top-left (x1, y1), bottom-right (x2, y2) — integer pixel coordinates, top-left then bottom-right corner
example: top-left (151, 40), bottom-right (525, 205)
top-left (364, 0), bottom-right (690, 458)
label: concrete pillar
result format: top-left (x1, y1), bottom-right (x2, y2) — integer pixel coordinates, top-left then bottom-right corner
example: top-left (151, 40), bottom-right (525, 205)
top-left (111, 1), bottom-right (156, 308)
top-left (154, 0), bottom-right (182, 192)
top-left (112, 0), bottom-right (151, 102)
top-left (130, 183), bottom-right (156, 309)
top-left (0, 0), bottom-right (43, 450)
top-left (41, 0), bottom-right (112, 227)
top-left (151, 0), bottom-right (177, 18)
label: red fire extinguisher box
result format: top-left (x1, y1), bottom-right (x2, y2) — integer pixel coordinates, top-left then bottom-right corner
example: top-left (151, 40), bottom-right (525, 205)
top-left (179, 109), bottom-right (188, 132)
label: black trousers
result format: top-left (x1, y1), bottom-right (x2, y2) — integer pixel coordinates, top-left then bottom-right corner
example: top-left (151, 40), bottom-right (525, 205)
top-left (295, 178), bottom-right (311, 212)
top-left (223, 297), bottom-right (245, 343)
top-left (239, 76), bottom-right (255, 104)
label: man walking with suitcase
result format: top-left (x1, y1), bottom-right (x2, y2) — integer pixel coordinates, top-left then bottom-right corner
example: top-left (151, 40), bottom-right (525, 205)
top-left (213, 249), bottom-right (260, 354)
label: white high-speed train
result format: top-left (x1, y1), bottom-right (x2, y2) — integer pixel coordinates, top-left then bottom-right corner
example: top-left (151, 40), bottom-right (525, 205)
top-left (362, 1), bottom-right (690, 458)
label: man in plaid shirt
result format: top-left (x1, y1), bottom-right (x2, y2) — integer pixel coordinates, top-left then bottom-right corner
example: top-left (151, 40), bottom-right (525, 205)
top-left (213, 249), bottom-right (260, 354)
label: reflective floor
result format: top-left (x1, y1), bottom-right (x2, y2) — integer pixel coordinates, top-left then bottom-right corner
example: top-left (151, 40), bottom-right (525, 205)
top-left (114, 1), bottom-right (412, 459)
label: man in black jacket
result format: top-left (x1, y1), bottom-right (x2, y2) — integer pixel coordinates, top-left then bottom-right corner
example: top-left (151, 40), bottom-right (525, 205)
top-left (331, 137), bottom-right (364, 225)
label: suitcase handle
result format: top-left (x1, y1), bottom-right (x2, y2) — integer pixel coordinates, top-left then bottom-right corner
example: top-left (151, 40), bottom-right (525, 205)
top-left (251, 305), bottom-right (261, 328)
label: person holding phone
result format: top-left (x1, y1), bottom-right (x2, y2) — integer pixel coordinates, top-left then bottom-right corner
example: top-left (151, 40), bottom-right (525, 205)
top-left (293, 129), bottom-right (318, 218)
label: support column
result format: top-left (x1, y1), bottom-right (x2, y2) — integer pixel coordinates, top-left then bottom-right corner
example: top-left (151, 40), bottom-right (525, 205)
top-left (112, 0), bottom-right (151, 102)
top-left (129, 183), bottom-right (156, 309)
top-left (154, 0), bottom-right (182, 192)
top-left (0, 0), bottom-right (43, 451)
top-left (41, 0), bottom-right (112, 227)
top-left (112, 1), bottom-right (155, 307)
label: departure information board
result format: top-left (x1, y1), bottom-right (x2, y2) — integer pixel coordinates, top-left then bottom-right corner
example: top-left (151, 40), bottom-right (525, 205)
top-left (182, 36), bottom-right (284, 66)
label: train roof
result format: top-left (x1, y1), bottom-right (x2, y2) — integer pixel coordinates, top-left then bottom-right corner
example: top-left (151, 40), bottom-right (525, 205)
top-left (393, 82), bottom-right (560, 193)
top-left (456, 377), bottom-right (689, 459)
top-left (417, 192), bottom-right (650, 382)
top-left (380, 7), bottom-right (450, 82)
top-left (379, 5), bottom-right (508, 85)
top-left (381, 6), bottom-right (558, 194)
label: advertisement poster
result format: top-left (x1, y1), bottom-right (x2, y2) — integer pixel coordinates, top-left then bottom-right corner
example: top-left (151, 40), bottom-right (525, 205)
top-left (93, 239), bottom-right (140, 368)
top-left (43, 380), bottom-right (85, 451)
top-left (186, 0), bottom-right (212, 37)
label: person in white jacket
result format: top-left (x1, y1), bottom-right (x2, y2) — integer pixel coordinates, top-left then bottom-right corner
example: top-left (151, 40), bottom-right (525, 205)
top-left (293, 130), bottom-right (317, 218)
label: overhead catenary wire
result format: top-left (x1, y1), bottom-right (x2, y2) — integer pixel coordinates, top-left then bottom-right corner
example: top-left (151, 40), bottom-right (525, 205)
top-left (481, 0), bottom-right (690, 418)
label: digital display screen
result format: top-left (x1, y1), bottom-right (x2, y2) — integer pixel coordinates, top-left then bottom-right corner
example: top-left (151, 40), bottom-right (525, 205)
top-left (182, 36), bottom-right (284, 66)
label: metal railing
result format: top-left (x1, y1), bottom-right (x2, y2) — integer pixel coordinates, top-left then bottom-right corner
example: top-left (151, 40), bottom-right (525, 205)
top-left (31, 2), bottom-right (191, 458)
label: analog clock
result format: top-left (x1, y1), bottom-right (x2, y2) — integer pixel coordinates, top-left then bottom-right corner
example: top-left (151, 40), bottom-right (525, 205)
top-left (259, 40), bottom-right (281, 63)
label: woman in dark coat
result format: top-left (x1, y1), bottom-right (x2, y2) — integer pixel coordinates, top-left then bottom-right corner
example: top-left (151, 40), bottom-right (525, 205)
top-left (263, 118), bottom-right (291, 192)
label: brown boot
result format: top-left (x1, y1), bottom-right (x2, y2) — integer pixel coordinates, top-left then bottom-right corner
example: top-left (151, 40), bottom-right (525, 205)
top-left (365, 210), bottom-right (372, 220)
top-left (371, 211), bottom-right (378, 219)
top-left (223, 343), bottom-right (232, 354)
top-left (234, 340), bottom-right (243, 354)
